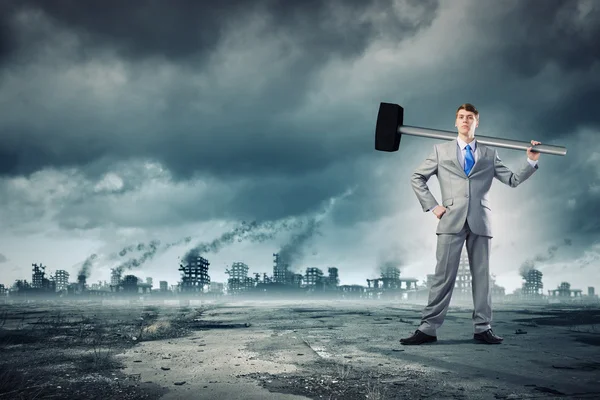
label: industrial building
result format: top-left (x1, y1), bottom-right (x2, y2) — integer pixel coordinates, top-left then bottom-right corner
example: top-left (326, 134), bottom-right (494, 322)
top-left (179, 256), bottom-right (211, 293)
top-left (520, 269), bottom-right (544, 299)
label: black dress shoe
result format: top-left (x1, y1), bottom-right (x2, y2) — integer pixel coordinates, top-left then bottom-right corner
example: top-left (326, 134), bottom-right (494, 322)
top-left (400, 330), bottom-right (437, 345)
top-left (474, 329), bottom-right (503, 344)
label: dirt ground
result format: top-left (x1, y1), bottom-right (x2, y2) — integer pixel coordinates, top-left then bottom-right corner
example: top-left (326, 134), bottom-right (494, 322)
top-left (1, 298), bottom-right (599, 399)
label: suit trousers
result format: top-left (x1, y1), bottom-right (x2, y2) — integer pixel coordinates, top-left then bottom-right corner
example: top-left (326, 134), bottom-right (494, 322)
top-left (418, 220), bottom-right (493, 336)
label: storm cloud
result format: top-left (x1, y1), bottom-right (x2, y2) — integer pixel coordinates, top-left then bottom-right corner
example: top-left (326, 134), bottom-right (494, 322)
top-left (1, 0), bottom-right (599, 293)
top-left (0, 0), bottom-right (440, 179)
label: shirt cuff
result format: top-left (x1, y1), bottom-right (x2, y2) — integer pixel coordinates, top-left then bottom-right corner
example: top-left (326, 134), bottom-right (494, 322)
top-left (527, 158), bottom-right (538, 168)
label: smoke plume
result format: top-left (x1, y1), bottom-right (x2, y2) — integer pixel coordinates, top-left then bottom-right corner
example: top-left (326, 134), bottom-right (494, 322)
top-left (182, 218), bottom-right (306, 266)
top-left (274, 187), bottom-right (355, 270)
top-left (113, 240), bottom-right (161, 275)
top-left (165, 236), bottom-right (192, 250)
top-left (377, 246), bottom-right (405, 278)
top-left (78, 254), bottom-right (98, 278)
top-left (80, 187), bottom-right (355, 275)
top-left (109, 236), bottom-right (191, 260)
top-left (182, 187), bottom-right (355, 267)
top-left (276, 218), bottom-right (321, 270)
top-left (519, 238), bottom-right (572, 277)
top-left (114, 242), bottom-right (148, 258)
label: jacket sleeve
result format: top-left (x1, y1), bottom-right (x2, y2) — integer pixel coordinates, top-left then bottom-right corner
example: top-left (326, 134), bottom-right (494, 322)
top-left (493, 150), bottom-right (538, 187)
top-left (411, 145), bottom-right (440, 212)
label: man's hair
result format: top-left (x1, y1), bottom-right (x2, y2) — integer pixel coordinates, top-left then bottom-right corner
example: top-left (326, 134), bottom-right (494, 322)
top-left (456, 103), bottom-right (479, 119)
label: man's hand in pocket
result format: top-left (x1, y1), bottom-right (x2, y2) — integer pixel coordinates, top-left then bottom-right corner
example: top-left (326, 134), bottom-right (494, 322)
top-left (433, 206), bottom-right (447, 219)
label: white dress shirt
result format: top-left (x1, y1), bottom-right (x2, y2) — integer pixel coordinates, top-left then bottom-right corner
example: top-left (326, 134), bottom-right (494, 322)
top-left (456, 136), bottom-right (479, 170)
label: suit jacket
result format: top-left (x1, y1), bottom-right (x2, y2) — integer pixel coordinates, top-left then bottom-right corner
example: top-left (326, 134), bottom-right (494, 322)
top-left (411, 139), bottom-right (538, 238)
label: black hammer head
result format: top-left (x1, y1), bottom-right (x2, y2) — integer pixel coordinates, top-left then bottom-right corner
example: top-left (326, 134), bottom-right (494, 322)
top-left (375, 102), bottom-right (403, 152)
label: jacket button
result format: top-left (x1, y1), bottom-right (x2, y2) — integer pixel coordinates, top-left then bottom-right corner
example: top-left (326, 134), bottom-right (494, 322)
top-left (466, 195), bottom-right (469, 198)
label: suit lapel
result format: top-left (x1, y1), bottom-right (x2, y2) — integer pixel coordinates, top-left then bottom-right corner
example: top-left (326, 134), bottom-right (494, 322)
top-left (468, 143), bottom-right (489, 176)
top-left (448, 140), bottom-right (463, 174)
top-left (445, 139), bottom-right (489, 177)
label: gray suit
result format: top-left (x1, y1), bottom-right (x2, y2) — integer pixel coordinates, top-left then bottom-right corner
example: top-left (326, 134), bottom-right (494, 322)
top-left (411, 139), bottom-right (537, 335)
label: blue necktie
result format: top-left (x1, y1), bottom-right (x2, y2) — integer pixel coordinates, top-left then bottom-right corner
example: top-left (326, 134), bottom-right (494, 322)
top-left (464, 144), bottom-right (475, 176)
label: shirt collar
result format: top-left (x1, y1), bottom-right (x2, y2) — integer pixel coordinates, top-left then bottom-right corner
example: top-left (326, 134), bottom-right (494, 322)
top-left (457, 136), bottom-right (477, 151)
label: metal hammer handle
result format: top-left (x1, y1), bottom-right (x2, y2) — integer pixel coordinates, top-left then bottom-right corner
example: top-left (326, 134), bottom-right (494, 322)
top-left (399, 125), bottom-right (567, 156)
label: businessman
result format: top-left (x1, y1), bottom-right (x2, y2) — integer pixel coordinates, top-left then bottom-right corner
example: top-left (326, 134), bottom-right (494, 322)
top-left (401, 103), bottom-right (541, 345)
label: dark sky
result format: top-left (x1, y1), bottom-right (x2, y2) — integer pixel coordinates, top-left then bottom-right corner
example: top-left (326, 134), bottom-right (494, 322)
top-left (0, 0), bottom-right (599, 292)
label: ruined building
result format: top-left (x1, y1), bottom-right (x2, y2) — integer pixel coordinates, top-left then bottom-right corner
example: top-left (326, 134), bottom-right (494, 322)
top-left (121, 275), bottom-right (139, 293)
top-left (179, 255), bottom-right (210, 293)
top-left (325, 267), bottom-right (339, 288)
top-left (14, 280), bottom-right (31, 292)
top-left (257, 272), bottom-right (272, 285)
top-left (110, 268), bottom-right (122, 286)
top-left (366, 265), bottom-right (402, 294)
top-left (273, 253), bottom-right (292, 284)
top-left (77, 274), bottom-right (87, 292)
top-left (382, 265), bottom-right (400, 280)
top-left (54, 270), bottom-right (70, 292)
top-left (226, 262), bottom-right (254, 294)
top-left (367, 265), bottom-right (418, 297)
top-left (159, 281), bottom-right (169, 292)
top-left (450, 248), bottom-right (505, 303)
top-left (31, 263), bottom-right (56, 292)
top-left (9, 264), bottom-right (57, 296)
top-left (454, 248), bottom-right (472, 300)
top-left (521, 269), bottom-right (544, 298)
top-left (305, 267), bottom-right (339, 291)
top-left (31, 263), bottom-right (46, 289)
top-left (548, 282), bottom-right (583, 300)
top-left (305, 268), bottom-right (323, 290)
top-left (290, 272), bottom-right (303, 287)
top-left (107, 273), bottom-right (150, 295)
top-left (271, 253), bottom-right (303, 287)
top-left (209, 282), bottom-right (225, 295)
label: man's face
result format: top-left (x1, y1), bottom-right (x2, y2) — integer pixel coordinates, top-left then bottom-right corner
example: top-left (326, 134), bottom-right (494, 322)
top-left (455, 110), bottom-right (479, 136)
